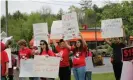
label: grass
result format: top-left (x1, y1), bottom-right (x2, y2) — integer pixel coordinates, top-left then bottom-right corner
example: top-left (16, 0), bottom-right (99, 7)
top-left (56, 73), bottom-right (115, 80)
top-left (92, 73), bottom-right (115, 80)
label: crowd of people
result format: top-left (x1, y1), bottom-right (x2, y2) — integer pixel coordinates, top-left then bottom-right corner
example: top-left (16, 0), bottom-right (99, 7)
top-left (1, 32), bottom-right (133, 80)
top-left (1, 33), bottom-right (92, 80)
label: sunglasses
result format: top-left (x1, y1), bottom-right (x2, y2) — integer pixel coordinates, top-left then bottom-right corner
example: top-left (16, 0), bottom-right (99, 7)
top-left (40, 44), bottom-right (45, 45)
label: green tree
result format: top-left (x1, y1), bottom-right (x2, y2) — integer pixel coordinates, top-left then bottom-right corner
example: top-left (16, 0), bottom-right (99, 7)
top-left (57, 8), bottom-right (64, 20)
top-left (84, 9), bottom-right (96, 27)
top-left (80, 0), bottom-right (92, 10)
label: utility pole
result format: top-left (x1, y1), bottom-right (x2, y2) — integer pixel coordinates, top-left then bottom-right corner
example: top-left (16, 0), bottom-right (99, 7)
top-left (5, 0), bottom-right (8, 36)
top-left (95, 23), bottom-right (98, 53)
top-left (94, 13), bottom-right (98, 54)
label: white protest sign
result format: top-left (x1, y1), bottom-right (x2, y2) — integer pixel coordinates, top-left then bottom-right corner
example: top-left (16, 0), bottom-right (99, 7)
top-left (121, 61), bottom-right (133, 80)
top-left (50, 20), bottom-right (63, 39)
top-left (101, 18), bottom-right (123, 38)
top-left (62, 12), bottom-right (80, 40)
top-left (33, 23), bottom-right (48, 46)
top-left (19, 59), bottom-right (34, 77)
top-left (5, 48), bottom-right (12, 68)
top-left (19, 56), bottom-right (60, 78)
top-left (34, 56), bottom-right (60, 78)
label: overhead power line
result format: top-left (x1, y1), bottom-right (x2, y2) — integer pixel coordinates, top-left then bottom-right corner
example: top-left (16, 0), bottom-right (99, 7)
top-left (31, 1), bottom-right (80, 6)
top-left (50, 0), bottom-right (80, 4)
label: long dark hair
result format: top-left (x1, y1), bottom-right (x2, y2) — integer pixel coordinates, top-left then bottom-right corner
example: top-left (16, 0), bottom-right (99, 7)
top-left (74, 39), bottom-right (84, 53)
top-left (40, 40), bottom-right (49, 54)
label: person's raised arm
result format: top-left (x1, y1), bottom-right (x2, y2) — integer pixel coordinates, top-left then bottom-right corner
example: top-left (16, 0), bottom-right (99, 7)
top-left (47, 35), bottom-right (53, 50)
top-left (48, 34), bottom-right (51, 45)
top-left (52, 40), bottom-right (58, 47)
top-left (79, 32), bottom-right (87, 46)
top-left (64, 40), bottom-right (71, 50)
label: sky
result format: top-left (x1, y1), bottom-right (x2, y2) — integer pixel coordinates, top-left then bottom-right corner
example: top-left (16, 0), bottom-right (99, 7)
top-left (1, 0), bottom-right (124, 16)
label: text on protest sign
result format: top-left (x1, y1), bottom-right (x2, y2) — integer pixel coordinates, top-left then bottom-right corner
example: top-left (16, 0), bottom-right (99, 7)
top-left (34, 56), bottom-right (60, 78)
top-left (62, 12), bottom-right (79, 40)
top-left (50, 20), bottom-right (63, 39)
top-left (122, 46), bottom-right (133, 61)
top-left (19, 56), bottom-right (60, 78)
top-left (33, 23), bottom-right (48, 46)
top-left (101, 18), bottom-right (123, 38)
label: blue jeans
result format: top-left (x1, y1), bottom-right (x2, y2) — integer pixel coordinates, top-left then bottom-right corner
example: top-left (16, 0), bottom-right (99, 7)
top-left (85, 71), bottom-right (92, 80)
top-left (73, 66), bottom-right (86, 80)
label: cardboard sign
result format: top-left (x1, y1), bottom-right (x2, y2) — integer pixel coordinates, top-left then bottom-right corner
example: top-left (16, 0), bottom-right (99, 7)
top-left (62, 12), bottom-right (80, 40)
top-left (34, 56), bottom-right (60, 78)
top-left (101, 18), bottom-right (123, 38)
top-left (121, 61), bottom-right (133, 80)
top-left (50, 20), bottom-right (63, 39)
top-left (33, 23), bottom-right (48, 46)
top-left (122, 46), bottom-right (133, 61)
top-left (19, 59), bottom-right (34, 77)
top-left (19, 56), bottom-right (60, 78)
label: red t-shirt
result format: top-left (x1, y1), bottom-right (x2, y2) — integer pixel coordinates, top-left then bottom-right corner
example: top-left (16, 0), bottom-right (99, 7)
top-left (1, 51), bottom-right (9, 76)
top-left (56, 46), bottom-right (71, 67)
top-left (41, 50), bottom-right (55, 56)
top-left (19, 47), bottom-right (32, 59)
top-left (72, 46), bottom-right (87, 68)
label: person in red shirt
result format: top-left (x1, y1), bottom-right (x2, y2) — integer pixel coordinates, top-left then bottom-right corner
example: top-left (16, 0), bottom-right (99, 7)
top-left (72, 33), bottom-right (87, 80)
top-left (1, 42), bottom-right (9, 80)
top-left (18, 39), bottom-right (32, 60)
top-left (53, 39), bottom-right (73, 80)
top-left (40, 40), bottom-right (55, 56)
top-left (17, 39), bottom-right (33, 80)
top-left (39, 40), bottom-right (55, 80)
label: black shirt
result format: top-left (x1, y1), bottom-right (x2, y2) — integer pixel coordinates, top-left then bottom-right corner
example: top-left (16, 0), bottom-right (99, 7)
top-left (111, 43), bottom-right (126, 62)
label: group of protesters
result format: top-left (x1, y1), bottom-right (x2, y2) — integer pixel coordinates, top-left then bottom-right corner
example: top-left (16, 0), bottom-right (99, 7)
top-left (1, 33), bottom-right (93, 80)
top-left (1, 32), bottom-right (133, 80)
